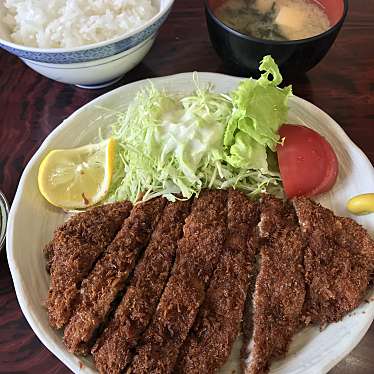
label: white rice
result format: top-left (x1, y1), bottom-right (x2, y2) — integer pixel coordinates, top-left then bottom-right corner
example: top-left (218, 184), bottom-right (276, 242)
top-left (3, 0), bottom-right (158, 48)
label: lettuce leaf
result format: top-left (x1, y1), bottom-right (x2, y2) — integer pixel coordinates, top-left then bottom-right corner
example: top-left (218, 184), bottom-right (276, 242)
top-left (224, 55), bottom-right (292, 172)
top-left (225, 131), bottom-right (268, 170)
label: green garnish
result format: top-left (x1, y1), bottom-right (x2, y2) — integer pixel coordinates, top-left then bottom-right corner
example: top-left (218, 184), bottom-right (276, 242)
top-left (106, 56), bottom-right (291, 203)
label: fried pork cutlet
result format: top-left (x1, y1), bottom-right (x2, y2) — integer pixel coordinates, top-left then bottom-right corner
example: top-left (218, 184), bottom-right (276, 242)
top-left (63, 197), bottom-right (166, 355)
top-left (129, 190), bottom-right (228, 374)
top-left (245, 195), bottom-right (306, 374)
top-left (175, 190), bottom-right (259, 374)
top-left (91, 199), bottom-right (192, 374)
top-left (46, 201), bottom-right (133, 329)
top-left (293, 197), bottom-right (374, 326)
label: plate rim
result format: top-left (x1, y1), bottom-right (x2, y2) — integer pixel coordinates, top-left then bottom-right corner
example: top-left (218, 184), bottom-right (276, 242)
top-left (6, 72), bottom-right (374, 374)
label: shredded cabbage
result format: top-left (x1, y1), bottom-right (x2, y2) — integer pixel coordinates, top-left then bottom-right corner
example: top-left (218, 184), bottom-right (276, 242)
top-left (106, 56), bottom-right (289, 203)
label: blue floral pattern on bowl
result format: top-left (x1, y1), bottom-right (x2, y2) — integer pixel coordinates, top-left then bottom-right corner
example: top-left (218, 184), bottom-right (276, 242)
top-left (0, 12), bottom-right (169, 64)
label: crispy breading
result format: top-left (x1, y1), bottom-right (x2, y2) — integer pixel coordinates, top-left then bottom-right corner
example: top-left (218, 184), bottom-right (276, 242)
top-left (63, 197), bottom-right (166, 355)
top-left (245, 195), bottom-right (306, 374)
top-left (91, 200), bottom-right (192, 374)
top-left (46, 201), bottom-right (133, 329)
top-left (293, 197), bottom-right (374, 325)
top-left (44, 201), bottom-right (133, 270)
top-left (44, 241), bottom-right (55, 273)
top-left (129, 190), bottom-right (228, 374)
top-left (175, 190), bottom-right (259, 374)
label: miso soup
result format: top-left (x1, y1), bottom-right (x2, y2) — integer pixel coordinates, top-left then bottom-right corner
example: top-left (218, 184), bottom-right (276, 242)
top-left (215, 0), bottom-right (331, 41)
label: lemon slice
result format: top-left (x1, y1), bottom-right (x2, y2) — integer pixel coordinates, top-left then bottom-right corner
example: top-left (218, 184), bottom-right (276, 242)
top-left (38, 138), bottom-right (116, 209)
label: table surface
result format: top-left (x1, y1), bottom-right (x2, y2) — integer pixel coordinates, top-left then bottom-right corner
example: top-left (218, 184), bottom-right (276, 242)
top-left (0, 1), bottom-right (373, 373)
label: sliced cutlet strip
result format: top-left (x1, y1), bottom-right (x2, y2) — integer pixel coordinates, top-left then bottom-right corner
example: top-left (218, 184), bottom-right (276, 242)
top-left (175, 190), bottom-right (259, 374)
top-left (44, 201), bottom-right (134, 277)
top-left (129, 189), bottom-right (228, 374)
top-left (44, 201), bottom-right (132, 272)
top-left (91, 199), bottom-right (192, 374)
top-left (63, 197), bottom-right (166, 355)
top-left (293, 197), bottom-right (374, 326)
top-left (46, 201), bottom-right (133, 329)
top-left (245, 195), bottom-right (306, 374)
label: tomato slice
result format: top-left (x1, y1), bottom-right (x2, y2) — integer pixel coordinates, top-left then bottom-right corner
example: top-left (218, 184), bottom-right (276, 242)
top-left (309, 134), bottom-right (339, 196)
top-left (277, 124), bottom-right (339, 198)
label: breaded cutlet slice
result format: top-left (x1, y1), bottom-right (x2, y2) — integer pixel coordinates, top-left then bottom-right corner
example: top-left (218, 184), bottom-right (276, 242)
top-left (129, 190), bottom-right (228, 374)
top-left (63, 197), bottom-right (166, 355)
top-left (46, 201), bottom-right (133, 329)
top-left (44, 201), bottom-right (132, 272)
top-left (245, 195), bottom-right (306, 374)
top-left (91, 199), bottom-right (192, 374)
top-left (175, 190), bottom-right (259, 374)
top-left (293, 197), bottom-right (374, 325)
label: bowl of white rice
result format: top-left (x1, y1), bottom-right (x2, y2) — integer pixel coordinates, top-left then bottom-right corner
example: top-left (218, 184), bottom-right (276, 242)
top-left (0, 0), bottom-right (174, 88)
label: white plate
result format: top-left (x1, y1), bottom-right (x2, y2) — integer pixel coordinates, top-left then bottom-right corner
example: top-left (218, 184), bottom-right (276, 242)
top-left (6, 73), bottom-right (374, 374)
